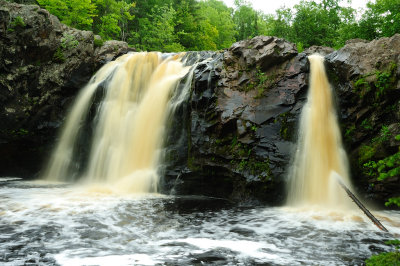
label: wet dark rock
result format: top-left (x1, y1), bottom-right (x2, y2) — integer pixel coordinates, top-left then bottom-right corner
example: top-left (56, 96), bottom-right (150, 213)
top-left (163, 34), bottom-right (400, 205)
top-left (163, 37), bottom-right (307, 203)
top-left (326, 33), bottom-right (400, 205)
top-left (304, 45), bottom-right (334, 56)
top-left (191, 250), bottom-right (231, 264)
top-left (229, 226), bottom-right (256, 237)
top-left (94, 40), bottom-right (133, 68)
top-left (0, 0), bottom-right (133, 177)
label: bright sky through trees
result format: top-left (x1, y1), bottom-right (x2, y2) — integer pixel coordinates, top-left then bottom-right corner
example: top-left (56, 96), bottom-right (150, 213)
top-left (222, 0), bottom-right (368, 14)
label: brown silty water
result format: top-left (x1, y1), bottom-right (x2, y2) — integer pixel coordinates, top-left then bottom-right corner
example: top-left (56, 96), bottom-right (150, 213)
top-left (42, 52), bottom-right (191, 194)
top-left (287, 54), bottom-right (355, 210)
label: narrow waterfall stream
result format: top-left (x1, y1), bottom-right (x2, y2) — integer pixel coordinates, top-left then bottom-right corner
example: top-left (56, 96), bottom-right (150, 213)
top-left (287, 54), bottom-right (354, 210)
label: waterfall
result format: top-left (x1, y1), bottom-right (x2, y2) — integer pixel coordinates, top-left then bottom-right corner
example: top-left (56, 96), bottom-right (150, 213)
top-left (287, 54), bottom-right (354, 210)
top-left (42, 52), bottom-right (191, 194)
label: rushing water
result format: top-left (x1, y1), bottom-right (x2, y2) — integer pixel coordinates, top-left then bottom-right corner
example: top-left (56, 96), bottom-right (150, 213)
top-left (1, 178), bottom-right (399, 265)
top-left (43, 52), bottom-right (191, 194)
top-left (287, 54), bottom-right (353, 209)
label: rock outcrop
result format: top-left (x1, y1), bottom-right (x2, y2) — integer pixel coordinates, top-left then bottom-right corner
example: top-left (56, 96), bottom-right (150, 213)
top-left (0, 0), bottom-right (133, 177)
top-left (163, 37), bottom-right (308, 203)
top-left (326, 34), bottom-right (400, 205)
top-left (163, 35), bottom-right (400, 205)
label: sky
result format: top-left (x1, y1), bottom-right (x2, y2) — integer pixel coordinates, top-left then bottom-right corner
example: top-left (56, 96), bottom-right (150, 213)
top-left (221, 0), bottom-right (369, 15)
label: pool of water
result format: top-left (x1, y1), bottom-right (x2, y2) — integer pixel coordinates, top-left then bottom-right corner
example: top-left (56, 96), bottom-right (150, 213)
top-left (1, 177), bottom-right (399, 265)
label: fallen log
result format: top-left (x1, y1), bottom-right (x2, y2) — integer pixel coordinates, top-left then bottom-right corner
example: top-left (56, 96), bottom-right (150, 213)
top-left (333, 173), bottom-right (389, 232)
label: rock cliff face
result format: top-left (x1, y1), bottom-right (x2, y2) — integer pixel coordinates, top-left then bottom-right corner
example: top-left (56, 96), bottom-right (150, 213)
top-left (163, 35), bottom-right (400, 205)
top-left (0, 0), bottom-right (133, 177)
top-left (326, 35), bottom-right (400, 205)
top-left (163, 37), bottom-right (308, 203)
top-left (0, 1), bottom-right (399, 205)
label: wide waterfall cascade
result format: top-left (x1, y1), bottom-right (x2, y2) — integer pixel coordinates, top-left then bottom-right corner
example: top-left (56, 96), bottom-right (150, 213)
top-left (287, 54), bottom-right (354, 210)
top-left (42, 52), bottom-right (191, 193)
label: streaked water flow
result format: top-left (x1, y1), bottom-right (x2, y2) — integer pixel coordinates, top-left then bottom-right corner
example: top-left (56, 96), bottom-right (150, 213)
top-left (287, 54), bottom-right (354, 210)
top-left (42, 52), bottom-right (191, 194)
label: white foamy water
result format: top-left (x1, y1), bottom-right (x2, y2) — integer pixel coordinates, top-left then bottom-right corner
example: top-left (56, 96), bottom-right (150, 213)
top-left (1, 178), bottom-right (399, 265)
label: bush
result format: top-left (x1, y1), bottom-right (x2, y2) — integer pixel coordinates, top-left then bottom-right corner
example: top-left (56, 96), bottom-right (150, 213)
top-left (366, 240), bottom-right (400, 266)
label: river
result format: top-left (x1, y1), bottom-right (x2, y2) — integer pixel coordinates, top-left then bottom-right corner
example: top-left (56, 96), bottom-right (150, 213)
top-left (1, 177), bottom-right (399, 265)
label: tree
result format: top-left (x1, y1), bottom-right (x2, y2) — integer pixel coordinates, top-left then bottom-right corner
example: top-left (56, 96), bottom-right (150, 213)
top-left (335, 6), bottom-right (360, 47)
top-left (37, 0), bottom-right (96, 30)
top-left (172, 0), bottom-right (203, 50)
top-left (359, 0), bottom-right (400, 39)
top-left (137, 5), bottom-right (183, 52)
top-left (198, 0), bottom-right (237, 49)
top-left (267, 7), bottom-right (293, 41)
top-left (291, 0), bottom-right (341, 47)
top-left (233, 0), bottom-right (259, 40)
top-left (92, 0), bottom-right (135, 41)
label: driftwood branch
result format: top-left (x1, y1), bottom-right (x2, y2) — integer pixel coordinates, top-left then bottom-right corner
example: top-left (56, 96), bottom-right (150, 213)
top-left (335, 177), bottom-right (389, 232)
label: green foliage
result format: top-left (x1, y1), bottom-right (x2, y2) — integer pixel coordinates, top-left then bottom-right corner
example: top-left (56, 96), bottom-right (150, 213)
top-left (385, 197), bottom-right (400, 207)
top-left (37, 0), bottom-right (96, 30)
top-left (60, 33), bottom-right (79, 49)
top-left (366, 251), bottom-right (400, 266)
top-left (233, 0), bottom-right (261, 40)
top-left (374, 64), bottom-right (397, 99)
top-left (263, 0), bottom-right (400, 49)
top-left (296, 42), bottom-right (304, 53)
top-left (53, 47), bottom-right (65, 63)
top-left (237, 157), bottom-right (271, 179)
top-left (358, 145), bottom-right (376, 165)
top-left (8, 16), bottom-right (26, 32)
top-left (10, 16), bottom-right (26, 28)
top-left (371, 125), bottom-right (391, 144)
top-left (275, 112), bottom-right (294, 141)
top-left (375, 70), bottom-right (391, 99)
top-left (10, 128), bottom-right (29, 136)
top-left (137, 5), bottom-right (180, 52)
top-left (243, 68), bottom-right (277, 98)
top-left (359, 0), bottom-right (400, 40)
top-left (362, 126), bottom-right (400, 209)
top-left (354, 77), bottom-right (371, 98)
top-left (379, 125), bottom-right (391, 142)
top-left (363, 151), bottom-right (400, 180)
top-left (36, 0), bottom-right (400, 51)
top-left (198, 0), bottom-right (237, 49)
top-left (366, 239), bottom-right (400, 266)
top-left (94, 38), bottom-right (104, 48)
top-left (344, 124), bottom-right (355, 142)
top-left (93, 0), bottom-right (135, 41)
top-left (361, 119), bottom-right (373, 131)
